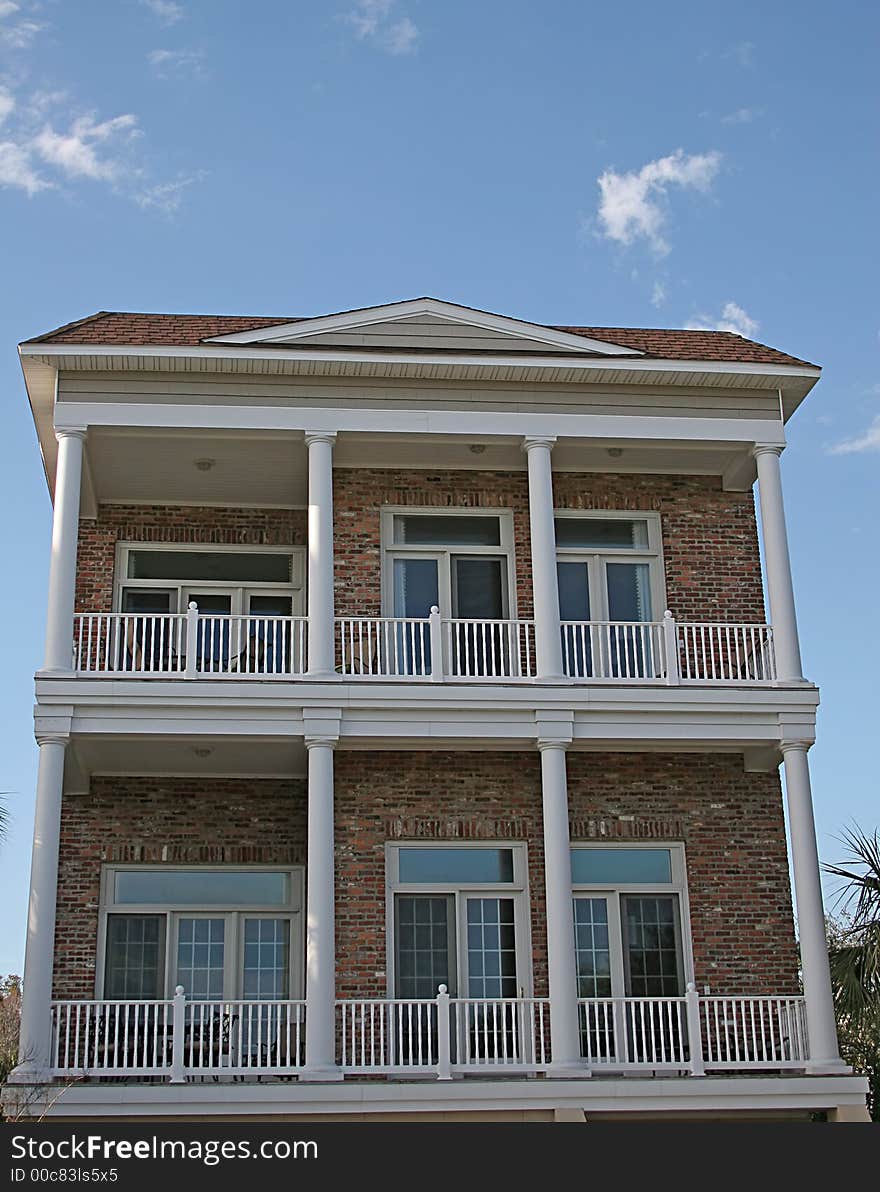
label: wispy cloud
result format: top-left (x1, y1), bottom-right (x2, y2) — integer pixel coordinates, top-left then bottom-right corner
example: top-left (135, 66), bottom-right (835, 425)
top-left (0, 136), bottom-right (51, 194)
top-left (828, 417), bottom-right (880, 455)
top-left (650, 281), bottom-right (666, 308)
top-left (720, 106), bottom-right (763, 125)
top-left (148, 48), bottom-right (207, 79)
top-left (134, 173), bottom-right (203, 214)
top-left (140, 0), bottom-right (184, 24)
top-left (685, 301), bottom-right (759, 338)
top-left (595, 149), bottom-right (722, 255)
top-left (0, 0), bottom-right (45, 48)
top-left (347, 0), bottom-right (419, 55)
top-left (32, 113), bottom-right (140, 181)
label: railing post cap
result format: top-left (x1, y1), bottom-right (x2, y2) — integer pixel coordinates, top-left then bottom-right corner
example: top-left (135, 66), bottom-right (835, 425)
top-left (664, 610), bottom-right (674, 620)
top-left (430, 605), bottom-right (440, 615)
top-left (686, 981), bottom-right (696, 993)
top-left (437, 983), bottom-right (448, 995)
top-left (187, 601), bottom-right (198, 611)
top-left (174, 985), bottom-right (185, 996)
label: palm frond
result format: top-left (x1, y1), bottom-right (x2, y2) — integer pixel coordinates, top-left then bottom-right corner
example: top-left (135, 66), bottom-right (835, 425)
top-left (823, 824), bottom-right (880, 926)
top-left (828, 922), bottom-right (880, 1023)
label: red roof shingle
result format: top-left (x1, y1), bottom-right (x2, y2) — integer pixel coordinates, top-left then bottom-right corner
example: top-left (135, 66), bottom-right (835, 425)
top-left (23, 311), bottom-right (818, 369)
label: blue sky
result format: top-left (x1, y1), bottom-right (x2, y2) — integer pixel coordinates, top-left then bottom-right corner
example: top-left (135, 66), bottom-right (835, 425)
top-left (0, 0), bottom-right (877, 975)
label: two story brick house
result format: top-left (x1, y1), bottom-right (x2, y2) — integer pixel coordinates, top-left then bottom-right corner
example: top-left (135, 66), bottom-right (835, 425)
top-left (6, 298), bottom-right (870, 1120)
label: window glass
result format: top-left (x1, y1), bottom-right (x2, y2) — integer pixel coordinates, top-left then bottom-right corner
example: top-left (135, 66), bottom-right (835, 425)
top-left (606, 562), bottom-right (652, 621)
top-left (176, 917), bottom-right (225, 1001)
top-left (127, 550), bottom-right (291, 583)
top-left (243, 918), bottom-right (290, 999)
top-left (121, 589), bottom-right (175, 614)
top-left (398, 848), bottom-right (514, 884)
top-left (573, 897), bottom-right (612, 998)
top-left (395, 895), bottom-right (454, 999)
top-left (393, 515), bottom-right (501, 546)
top-left (555, 518), bottom-right (649, 550)
top-left (570, 848), bottom-right (672, 885)
top-left (623, 896), bottom-right (682, 997)
top-left (114, 869), bottom-right (290, 906)
top-left (466, 897), bottom-right (517, 998)
top-left (104, 915), bottom-right (165, 999)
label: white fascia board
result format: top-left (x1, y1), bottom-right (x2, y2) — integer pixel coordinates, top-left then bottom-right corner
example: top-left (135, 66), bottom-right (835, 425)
top-left (201, 297), bottom-right (644, 356)
top-left (54, 400), bottom-right (786, 447)
top-left (21, 341), bottom-right (821, 382)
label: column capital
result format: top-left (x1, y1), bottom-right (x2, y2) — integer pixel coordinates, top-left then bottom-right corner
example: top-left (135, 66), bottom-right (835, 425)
top-left (305, 735), bottom-right (338, 751)
top-left (752, 442), bottom-right (784, 460)
top-left (55, 427), bottom-right (87, 443)
top-left (304, 430), bottom-right (337, 448)
top-left (780, 738), bottom-right (813, 755)
top-left (537, 738), bottom-right (570, 753)
top-left (522, 435), bottom-right (557, 454)
top-left (35, 732), bottom-right (69, 749)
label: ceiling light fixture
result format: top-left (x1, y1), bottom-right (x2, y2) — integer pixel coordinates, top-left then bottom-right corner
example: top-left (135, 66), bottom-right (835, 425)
top-left (194, 458), bottom-right (216, 472)
top-left (469, 444), bottom-right (487, 455)
top-left (606, 447), bottom-right (624, 458)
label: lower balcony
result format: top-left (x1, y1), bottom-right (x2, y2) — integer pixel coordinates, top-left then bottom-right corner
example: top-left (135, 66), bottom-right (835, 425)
top-left (48, 988), bottom-right (809, 1083)
top-left (71, 609), bottom-right (777, 684)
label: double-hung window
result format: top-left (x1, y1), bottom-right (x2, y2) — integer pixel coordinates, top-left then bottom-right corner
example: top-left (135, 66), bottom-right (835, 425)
top-left (100, 866), bottom-right (303, 1002)
top-left (382, 511), bottom-right (516, 675)
top-left (570, 844), bottom-right (691, 1063)
top-left (555, 512), bottom-right (665, 678)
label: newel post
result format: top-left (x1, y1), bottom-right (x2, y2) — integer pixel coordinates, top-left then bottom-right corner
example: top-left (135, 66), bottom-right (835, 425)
top-left (436, 984), bottom-right (452, 1080)
top-left (169, 985), bottom-right (186, 1084)
top-left (663, 611), bottom-right (680, 685)
top-left (429, 605), bottom-right (444, 683)
top-left (184, 602), bottom-right (199, 679)
top-left (685, 983), bottom-right (705, 1076)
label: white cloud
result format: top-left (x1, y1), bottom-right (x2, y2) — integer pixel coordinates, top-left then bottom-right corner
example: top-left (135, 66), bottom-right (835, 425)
top-left (134, 173), bottom-right (202, 214)
top-left (141, 0), bottom-right (183, 24)
top-left (0, 137), bottom-right (51, 193)
top-left (0, 15), bottom-right (45, 48)
top-left (0, 89), bottom-right (14, 126)
top-left (720, 107), bottom-right (762, 125)
top-left (650, 281), bottom-right (666, 307)
top-left (33, 113), bottom-right (140, 181)
top-left (347, 0), bottom-right (419, 54)
top-left (685, 301), bottom-right (759, 338)
top-left (148, 48), bottom-right (206, 78)
top-left (828, 417), bottom-right (880, 455)
top-left (596, 149), bottom-right (722, 255)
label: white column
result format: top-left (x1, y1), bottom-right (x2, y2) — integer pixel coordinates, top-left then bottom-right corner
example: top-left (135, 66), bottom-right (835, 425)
top-left (523, 437), bottom-right (564, 680)
top-left (754, 445), bottom-right (803, 682)
top-left (44, 429), bottom-right (86, 673)
top-left (782, 742), bottom-right (844, 1072)
top-left (538, 741), bottom-right (583, 1071)
top-left (305, 431), bottom-right (337, 678)
top-left (302, 736), bottom-right (341, 1079)
top-left (13, 735), bottom-right (68, 1080)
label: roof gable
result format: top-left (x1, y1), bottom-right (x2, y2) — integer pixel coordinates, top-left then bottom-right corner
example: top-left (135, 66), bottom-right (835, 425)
top-left (204, 298), bottom-right (643, 356)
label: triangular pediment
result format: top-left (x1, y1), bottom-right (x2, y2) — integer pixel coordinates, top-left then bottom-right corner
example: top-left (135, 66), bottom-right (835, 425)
top-left (206, 298), bottom-right (643, 356)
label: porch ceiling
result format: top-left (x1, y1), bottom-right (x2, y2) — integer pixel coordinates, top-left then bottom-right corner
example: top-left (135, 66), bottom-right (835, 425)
top-left (68, 734), bottom-right (308, 787)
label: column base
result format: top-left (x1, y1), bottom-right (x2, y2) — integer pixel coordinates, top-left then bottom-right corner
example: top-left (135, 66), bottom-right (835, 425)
top-left (546, 1061), bottom-right (591, 1079)
top-left (531, 675), bottom-right (574, 686)
top-left (305, 671), bottom-right (343, 683)
top-left (298, 1066), bottom-right (345, 1083)
top-left (805, 1058), bottom-right (852, 1075)
top-left (6, 1062), bottom-right (50, 1085)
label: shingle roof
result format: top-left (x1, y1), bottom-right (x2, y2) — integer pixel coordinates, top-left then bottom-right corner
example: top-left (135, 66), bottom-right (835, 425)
top-left (23, 310), bottom-right (818, 368)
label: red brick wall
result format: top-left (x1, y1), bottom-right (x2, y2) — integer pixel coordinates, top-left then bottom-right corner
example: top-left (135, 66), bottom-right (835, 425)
top-left (53, 754), bottom-right (796, 1000)
top-left (53, 777), bottom-right (307, 999)
top-left (334, 750), bottom-right (797, 999)
top-left (75, 505), bottom-right (307, 611)
top-left (332, 469), bottom-right (765, 623)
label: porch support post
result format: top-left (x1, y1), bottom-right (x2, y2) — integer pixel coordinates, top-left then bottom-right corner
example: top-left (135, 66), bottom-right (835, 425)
top-left (302, 729), bottom-right (342, 1080)
top-left (12, 734), bottom-right (68, 1080)
top-left (305, 431), bottom-right (337, 679)
top-left (753, 445), bottom-right (803, 682)
top-left (781, 741), bottom-right (845, 1072)
top-left (537, 720), bottom-right (584, 1073)
top-left (43, 429), bottom-right (86, 674)
top-left (523, 436), bottom-right (564, 681)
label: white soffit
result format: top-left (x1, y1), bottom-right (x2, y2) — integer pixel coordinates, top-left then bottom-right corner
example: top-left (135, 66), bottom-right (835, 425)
top-left (203, 298), bottom-right (644, 357)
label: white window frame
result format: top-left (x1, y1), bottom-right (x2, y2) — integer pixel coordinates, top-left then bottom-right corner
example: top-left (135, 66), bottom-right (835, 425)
top-left (379, 507), bottom-right (518, 620)
top-left (569, 842), bottom-right (694, 998)
top-left (97, 864), bottom-right (305, 1001)
top-left (554, 510), bottom-right (666, 622)
top-left (113, 542), bottom-right (306, 617)
top-left (384, 842), bottom-right (533, 1000)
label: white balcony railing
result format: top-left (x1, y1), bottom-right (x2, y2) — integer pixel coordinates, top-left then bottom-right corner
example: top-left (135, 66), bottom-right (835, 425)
top-left (70, 608), bottom-right (776, 684)
top-left (49, 987), bottom-right (808, 1081)
top-left (72, 608), bottom-right (307, 677)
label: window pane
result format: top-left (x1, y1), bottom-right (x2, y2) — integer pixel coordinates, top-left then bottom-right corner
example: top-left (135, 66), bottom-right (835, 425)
top-left (452, 557), bottom-right (506, 619)
top-left (570, 849), bottom-right (672, 884)
top-left (393, 557), bottom-right (439, 618)
top-left (176, 918), bottom-right (225, 1001)
top-left (121, 589), bottom-right (174, 613)
top-left (398, 848), bottom-right (514, 884)
top-left (248, 595), bottom-right (294, 616)
top-left (242, 919), bottom-right (290, 999)
top-left (466, 898), bottom-right (517, 998)
top-left (573, 898), bottom-right (612, 998)
top-left (606, 562), bottom-right (652, 621)
top-left (555, 518), bottom-right (649, 550)
top-left (393, 515), bottom-right (501, 546)
top-left (114, 869), bottom-right (290, 906)
top-left (127, 550), bottom-right (291, 583)
top-left (396, 896), bottom-right (453, 998)
top-left (104, 915), bottom-right (165, 999)
top-left (623, 896), bottom-right (682, 997)
top-left (557, 562), bottom-right (591, 621)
